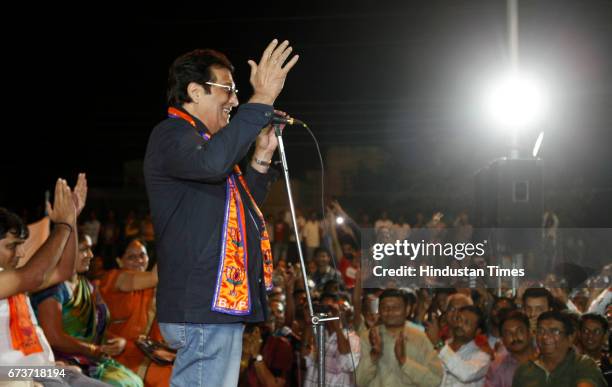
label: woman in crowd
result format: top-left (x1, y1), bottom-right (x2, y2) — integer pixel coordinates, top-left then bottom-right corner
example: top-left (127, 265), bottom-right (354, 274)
top-left (31, 233), bottom-right (143, 387)
top-left (99, 238), bottom-right (172, 387)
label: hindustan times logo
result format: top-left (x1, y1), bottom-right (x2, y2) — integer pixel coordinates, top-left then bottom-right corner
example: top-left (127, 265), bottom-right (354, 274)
top-left (371, 240), bottom-right (487, 261)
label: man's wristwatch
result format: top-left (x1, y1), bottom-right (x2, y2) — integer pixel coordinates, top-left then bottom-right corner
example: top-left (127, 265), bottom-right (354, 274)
top-left (254, 354), bottom-right (263, 362)
top-left (253, 158), bottom-right (272, 167)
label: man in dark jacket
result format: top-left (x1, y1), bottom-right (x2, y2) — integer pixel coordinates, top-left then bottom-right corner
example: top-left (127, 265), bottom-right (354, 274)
top-left (144, 39), bottom-right (299, 387)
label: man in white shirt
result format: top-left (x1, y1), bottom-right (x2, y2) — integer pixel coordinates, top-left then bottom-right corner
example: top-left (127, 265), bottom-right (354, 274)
top-left (439, 305), bottom-right (491, 387)
top-left (303, 212), bottom-right (321, 261)
top-left (1, 176), bottom-right (107, 386)
top-left (356, 288), bottom-right (443, 387)
top-left (303, 293), bottom-right (361, 387)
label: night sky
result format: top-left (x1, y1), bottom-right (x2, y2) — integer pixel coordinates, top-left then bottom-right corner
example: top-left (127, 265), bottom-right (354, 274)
top-left (2, 1), bottom-right (611, 224)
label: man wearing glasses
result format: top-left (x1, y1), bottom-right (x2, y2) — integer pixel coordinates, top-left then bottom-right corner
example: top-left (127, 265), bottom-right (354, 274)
top-left (144, 40), bottom-right (299, 387)
top-left (512, 310), bottom-right (607, 387)
top-left (579, 313), bottom-right (611, 385)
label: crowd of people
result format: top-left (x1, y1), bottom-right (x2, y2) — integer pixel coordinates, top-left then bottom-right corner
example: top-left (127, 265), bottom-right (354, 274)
top-left (1, 39), bottom-right (609, 387)
top-left (1, 176), bottom-right (169, 387)
top-left (1, 183), bottom-right (610, 386)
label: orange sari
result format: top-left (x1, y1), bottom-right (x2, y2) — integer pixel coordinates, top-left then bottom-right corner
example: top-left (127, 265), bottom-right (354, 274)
top-left (100, 269), bottom-right (172, 387)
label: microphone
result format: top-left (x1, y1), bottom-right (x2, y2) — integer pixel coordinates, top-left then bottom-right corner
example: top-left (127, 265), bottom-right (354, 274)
top-left (271, 113), bottom-right (305, 126)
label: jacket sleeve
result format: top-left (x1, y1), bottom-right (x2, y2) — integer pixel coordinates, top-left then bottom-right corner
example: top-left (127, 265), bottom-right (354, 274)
top-left (161, 104), bottom-right (273, 182)
top-left (243, 164), bottom-right (279, 207)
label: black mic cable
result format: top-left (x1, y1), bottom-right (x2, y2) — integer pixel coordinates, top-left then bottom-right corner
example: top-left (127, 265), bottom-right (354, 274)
top-left (272, 114), bottom-right (324, 222)
top-left (274, 112), bottom-right (361, 383)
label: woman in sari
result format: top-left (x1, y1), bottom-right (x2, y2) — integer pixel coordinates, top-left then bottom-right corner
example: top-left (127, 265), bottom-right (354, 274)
top-left (31, 233), bottom-right (143, 387)
top-left (99, 239), bottom-right (171, 387)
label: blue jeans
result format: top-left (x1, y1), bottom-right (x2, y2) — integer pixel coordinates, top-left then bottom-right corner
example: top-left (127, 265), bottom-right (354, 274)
top-left (159, 322), bottom-right (245, 387)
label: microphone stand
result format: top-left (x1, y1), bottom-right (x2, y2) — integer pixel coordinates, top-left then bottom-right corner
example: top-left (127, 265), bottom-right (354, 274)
top-left (274, 124), bottom-right (338, 387)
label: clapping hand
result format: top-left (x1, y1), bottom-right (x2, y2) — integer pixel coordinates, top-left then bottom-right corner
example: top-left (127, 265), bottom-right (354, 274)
top-left (369, 326), bottom-right (382, 362)
top-left (46, 179), bottom-right (76, 226)
top-left (71, 173), bottom-right (87, 217)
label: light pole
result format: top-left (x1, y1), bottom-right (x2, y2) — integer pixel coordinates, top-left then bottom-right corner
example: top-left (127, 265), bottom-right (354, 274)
top-left (479, 0), bottom-right (550, 296)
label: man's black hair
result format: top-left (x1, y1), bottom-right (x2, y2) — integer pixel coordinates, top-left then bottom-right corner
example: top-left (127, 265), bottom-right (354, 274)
top-left (167, 49), bottom-right (234, 106)
top-left (522, 288), bottom-right (554, 308)
top-left (379, 288), bottom-right (415, 307)
top-left (0, 207), bottom-right (28, 240)
top-left (499, 310), bottom-right (530, 333)
top-left (579, 313), bottom-right (609, 332)
top-left (459, 305), bottom-right (487, 334)
top-left (537, 310), bottom-right (575, 336)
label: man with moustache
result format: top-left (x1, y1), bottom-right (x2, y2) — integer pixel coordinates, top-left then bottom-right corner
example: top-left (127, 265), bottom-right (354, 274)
top-left (485, 311), bottom-right (536, 387)
top-left (439, 305), bottom-right (491, 387)
top-left (487, 297), bottom-right (516, 353)
top-left (144, 39), bottom-right (299, 387)
top-left (578, 313), bottom-right (611, 385)
top-left (513, 310), bottom-right (607, 387)
top-left (356, 288), bottom-right (443, 386)
top-left (523, 288), bottom-right (554, 334)
top-left (426, 293), bottom-right (473, 347)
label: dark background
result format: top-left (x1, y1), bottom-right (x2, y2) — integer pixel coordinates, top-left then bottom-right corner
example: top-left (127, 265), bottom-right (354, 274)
top-left (1, 0), bottom-right (611, 226)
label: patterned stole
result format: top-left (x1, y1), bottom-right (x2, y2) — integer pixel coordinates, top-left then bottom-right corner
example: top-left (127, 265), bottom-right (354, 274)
top-left (8, 293), bottom-right (44, 355)
top-left (167, 107), bottom-right (273, 315)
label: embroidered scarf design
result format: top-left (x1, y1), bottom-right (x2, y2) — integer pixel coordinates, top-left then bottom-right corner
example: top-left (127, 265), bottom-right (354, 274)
top-left (168, 107), bottom-right (273, 315)
top-left (8, 293), bottom-right (43, 355)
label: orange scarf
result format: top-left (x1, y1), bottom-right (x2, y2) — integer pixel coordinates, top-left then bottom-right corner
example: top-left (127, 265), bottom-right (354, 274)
top-left (167, 107), bottom-right (274, 315)
top-left (8, 294), bottom-right (43, 355)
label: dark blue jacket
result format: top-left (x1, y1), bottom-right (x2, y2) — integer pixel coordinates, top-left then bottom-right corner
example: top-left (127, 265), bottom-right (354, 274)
top-left (144, 103), bottom-right (276, 323)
